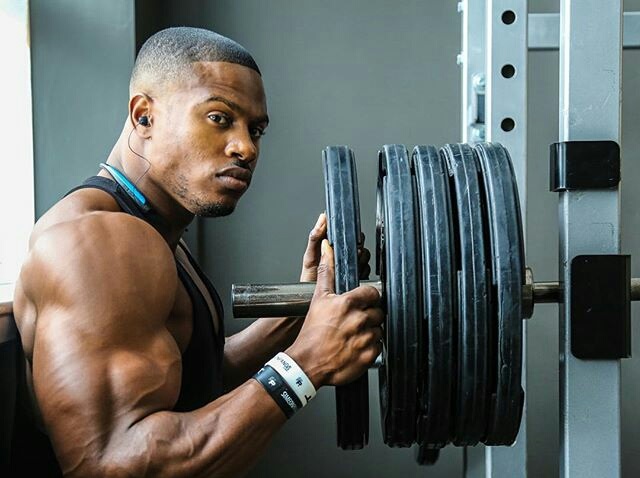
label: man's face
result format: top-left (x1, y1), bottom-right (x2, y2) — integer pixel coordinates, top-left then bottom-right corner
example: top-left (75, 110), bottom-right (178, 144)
top-left (148, 61), bottom-right (268, 217)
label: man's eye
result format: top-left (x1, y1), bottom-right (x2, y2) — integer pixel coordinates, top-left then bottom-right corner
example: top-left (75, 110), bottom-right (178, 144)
top-left (250, 127), bottom-right (266, 138)
top-left (208, 113), bottom-right (230, 125)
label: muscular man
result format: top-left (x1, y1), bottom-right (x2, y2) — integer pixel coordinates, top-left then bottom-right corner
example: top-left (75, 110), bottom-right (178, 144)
top-left (11, 27), bottom-right (383, 477)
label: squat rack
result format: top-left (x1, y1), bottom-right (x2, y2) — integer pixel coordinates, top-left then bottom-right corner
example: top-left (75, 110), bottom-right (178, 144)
top-left (459, 1), bottom-right (632, 477)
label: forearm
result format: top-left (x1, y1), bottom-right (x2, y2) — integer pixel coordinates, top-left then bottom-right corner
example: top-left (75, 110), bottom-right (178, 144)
top-left (219, 214), bottom-right (328, 390)
top-left (97, 380), bottom-right (289, 478)
top-left (223, 317), bottom-right (304, 390)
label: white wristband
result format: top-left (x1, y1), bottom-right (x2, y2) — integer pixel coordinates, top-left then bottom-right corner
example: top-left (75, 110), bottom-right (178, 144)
top-left (267, 352), bottom-right (317, 406)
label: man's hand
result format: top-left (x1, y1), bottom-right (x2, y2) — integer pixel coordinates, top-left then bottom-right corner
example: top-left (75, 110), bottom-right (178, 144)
top-left (300, 212), bottom-right (371, 282)
top-left (224, 213), bottom-right (374, 390)
top-left (287, 240), bottom-right (384, 388)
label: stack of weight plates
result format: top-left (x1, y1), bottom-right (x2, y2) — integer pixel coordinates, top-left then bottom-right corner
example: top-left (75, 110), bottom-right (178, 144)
top-left (375, 143), bottom-right (525, 463)
top-left (322, 142), bottom-right (525, 459)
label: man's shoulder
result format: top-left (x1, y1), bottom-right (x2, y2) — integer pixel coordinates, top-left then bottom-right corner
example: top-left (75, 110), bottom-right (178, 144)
top-left (21, 211), bottom-right (177, 316)
top-left (30, 185), bottom-right (121, 245)
top-left (32, 209), bottom-right (170, 260)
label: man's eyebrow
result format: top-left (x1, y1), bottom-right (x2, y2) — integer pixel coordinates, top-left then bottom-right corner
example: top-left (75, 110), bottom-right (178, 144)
top-left (202, 95), bottom-right (241, 111)
top-left (254, 115), bottom-right (270, 126)
top-left (201, 95), bottom-right (269, 125)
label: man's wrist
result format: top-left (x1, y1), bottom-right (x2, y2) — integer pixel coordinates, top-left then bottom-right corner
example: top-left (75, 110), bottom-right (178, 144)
top-left (253, 352), bottom-right (317, 420)
top-left (266, 352), bottom-right (316, 406)
top-left (284, 344), bottom-right (327, 389)
top-left (253, 364), bottom-right (301, 419)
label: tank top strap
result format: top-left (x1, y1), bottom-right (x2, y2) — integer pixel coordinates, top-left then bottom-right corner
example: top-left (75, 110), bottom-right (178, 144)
top-left (66, 176), bottom-right (167, 231)
top-left (66, 176), bottom-right (138, 215)
top-left (175, 240), bottom-right (223, 337)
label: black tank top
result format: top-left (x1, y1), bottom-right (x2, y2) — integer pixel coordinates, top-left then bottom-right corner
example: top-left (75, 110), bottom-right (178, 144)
top-left (9, 176), bottom-right (225, 476)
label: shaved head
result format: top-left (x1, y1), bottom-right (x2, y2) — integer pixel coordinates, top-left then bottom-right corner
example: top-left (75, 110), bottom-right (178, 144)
top-left (130, 27), bottom-right (261, 95)
top-left (124, 27), bottom-right (267, 220)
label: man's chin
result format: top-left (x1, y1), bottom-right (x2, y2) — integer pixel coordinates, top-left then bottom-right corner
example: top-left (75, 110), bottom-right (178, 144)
top-left (194, 202), bottom-right (236, 218)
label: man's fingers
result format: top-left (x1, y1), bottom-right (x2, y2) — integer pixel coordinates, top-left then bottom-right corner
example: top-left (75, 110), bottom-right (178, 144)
top-left (365, 308), bottom-right (385, 328)
top-left (371, 325), bottom-right (383, 342)
top-left (358, 245), bottom-right (371, 280)
top-left (357, 247), bottom-right (371, 264)
top-left (301, 213), bottom-right (327, 271)
top-left (359, 264), bottom-right (371, 280)
top-left (314, 239), bottom-right (335, 297)
top-left (308, 213), bottom-right (327, 243)
top-left (345, 284), bottom-right (381, 309)
top-left (357, 245), bottom-right (371, 280)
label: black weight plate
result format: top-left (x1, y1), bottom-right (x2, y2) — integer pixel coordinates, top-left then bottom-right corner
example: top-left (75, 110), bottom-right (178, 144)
top-left (322, 145), bottom-right (369, 450)
top-left (412, 145), bottom-right (455, 448)
top-left (474, 143), bottom-right (524, 445)
top-left (441, 143), bottom-right (489, 446)
top-left (377, 144), bottom-right (420, 448)
top-left (415, 444), bottom-right (440, 466)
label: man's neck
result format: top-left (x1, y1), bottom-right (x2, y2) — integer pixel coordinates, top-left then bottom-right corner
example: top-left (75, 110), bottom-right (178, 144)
top-left (101, 128), bottom-right (194, 250)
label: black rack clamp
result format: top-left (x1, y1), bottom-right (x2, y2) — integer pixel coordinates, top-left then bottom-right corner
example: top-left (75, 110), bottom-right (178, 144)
top-left (570, 255), bottom-right (631, 360)
top-left (550, 140), bottom-right (620, 192)
top-left (550, 140), bottom-right (631, 360)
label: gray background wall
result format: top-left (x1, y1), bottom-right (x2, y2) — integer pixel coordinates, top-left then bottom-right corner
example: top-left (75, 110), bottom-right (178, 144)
top-left (29, 1), bottom-right (640, 476)
top-left (30, 0), bottom-right (135, 217)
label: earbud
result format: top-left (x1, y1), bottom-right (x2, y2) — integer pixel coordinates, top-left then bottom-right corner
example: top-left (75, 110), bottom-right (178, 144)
top-left (138, 115), bottom-right (150, 127)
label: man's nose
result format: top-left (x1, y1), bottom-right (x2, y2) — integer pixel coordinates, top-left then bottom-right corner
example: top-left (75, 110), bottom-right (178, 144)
top-left (225, 130), bottom-right (257, 163)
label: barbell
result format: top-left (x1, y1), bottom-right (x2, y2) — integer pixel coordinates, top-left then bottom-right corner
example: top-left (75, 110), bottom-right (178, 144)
top-left (231, 143), bottom-right (640, 461)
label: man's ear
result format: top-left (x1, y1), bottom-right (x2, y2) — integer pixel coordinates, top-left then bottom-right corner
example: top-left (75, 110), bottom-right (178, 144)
top-left (129, 94), bottom-right (153, 138)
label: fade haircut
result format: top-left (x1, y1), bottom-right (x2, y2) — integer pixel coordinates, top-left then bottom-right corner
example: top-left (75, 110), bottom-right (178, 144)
top-left (130, 27), bottom-right (261, 94)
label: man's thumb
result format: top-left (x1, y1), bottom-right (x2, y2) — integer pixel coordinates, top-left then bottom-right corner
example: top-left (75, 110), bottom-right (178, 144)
top-left (314, 239), bottom-right (335, 297)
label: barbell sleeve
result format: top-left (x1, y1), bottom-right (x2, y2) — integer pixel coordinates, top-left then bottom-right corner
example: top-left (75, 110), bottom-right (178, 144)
top-left (231, 280), bottom-right (383, 318)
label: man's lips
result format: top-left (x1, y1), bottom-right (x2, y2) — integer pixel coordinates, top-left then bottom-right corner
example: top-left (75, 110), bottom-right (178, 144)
top-left (217, 167), bottom-right (252, 191)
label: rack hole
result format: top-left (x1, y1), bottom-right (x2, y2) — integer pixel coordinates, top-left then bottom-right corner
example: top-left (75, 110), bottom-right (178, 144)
top-left (501, 64), bottom-right (516, 78)
top-left (501, 117), bottom-right (516, 132)
top-left (502, 10), bottom-right (516, 25)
